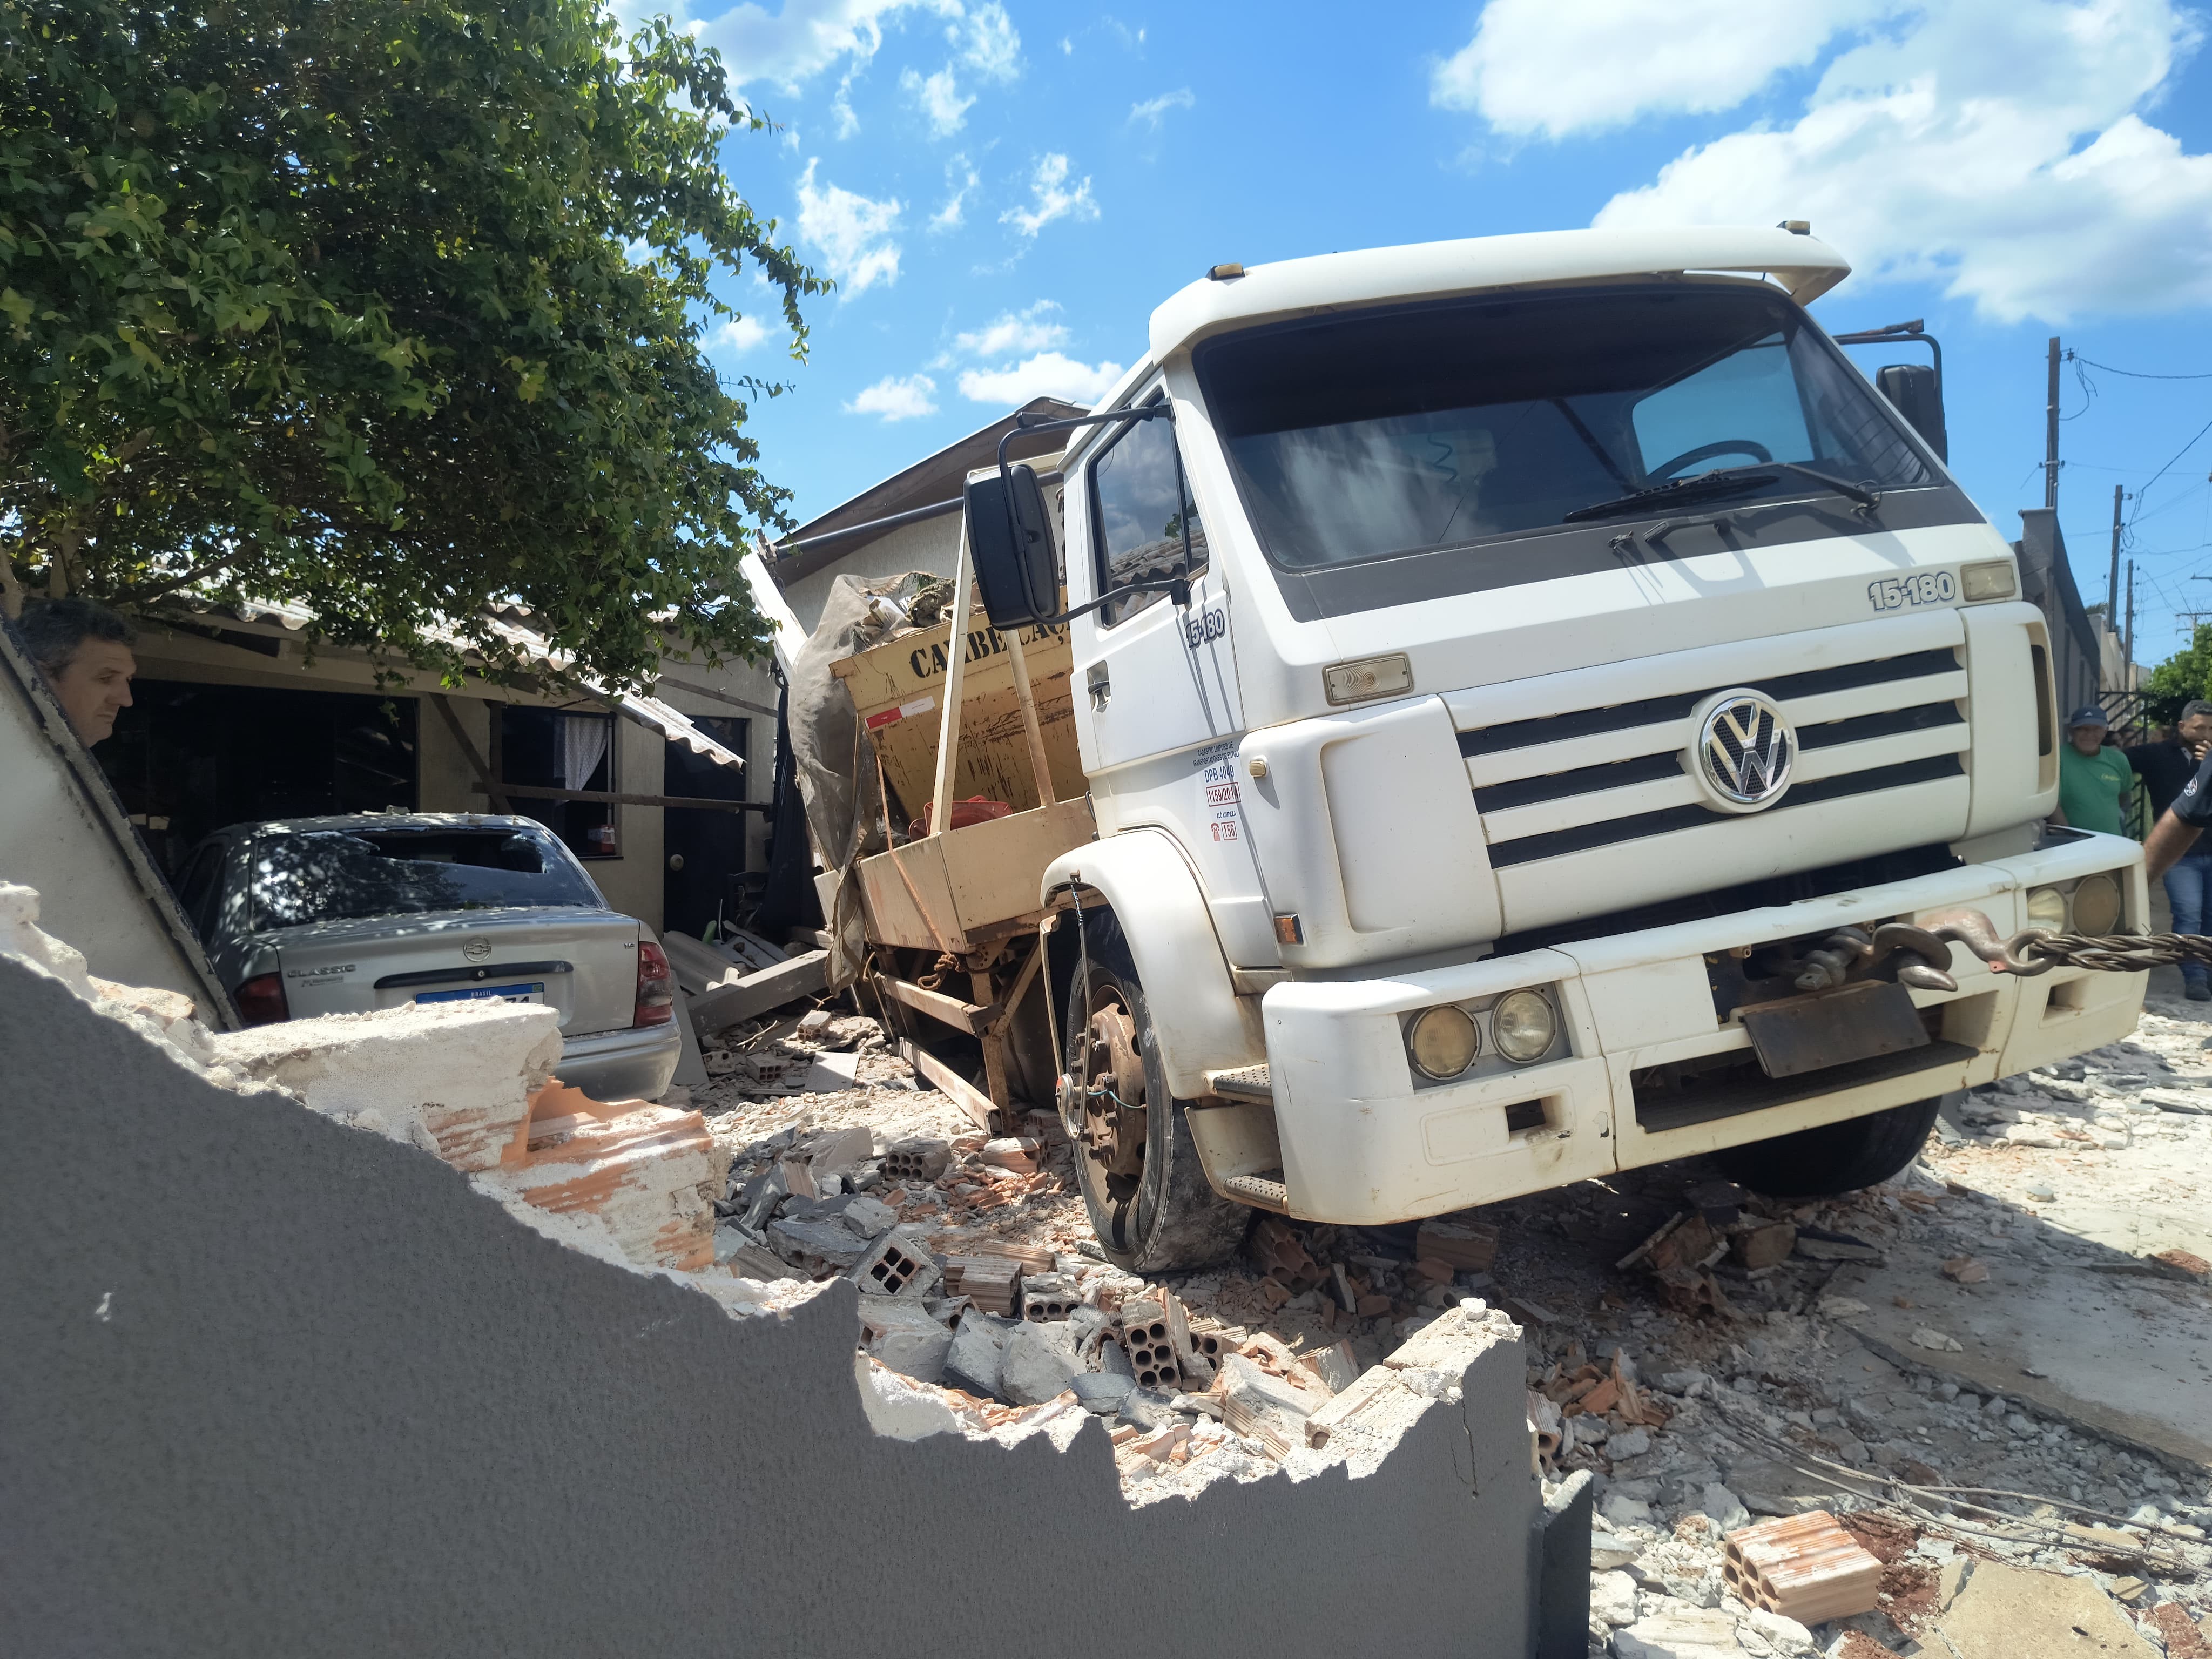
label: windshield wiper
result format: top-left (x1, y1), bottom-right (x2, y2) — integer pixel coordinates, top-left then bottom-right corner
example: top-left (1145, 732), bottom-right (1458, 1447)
top-left (1563, 462), bottom-right (1881, 524)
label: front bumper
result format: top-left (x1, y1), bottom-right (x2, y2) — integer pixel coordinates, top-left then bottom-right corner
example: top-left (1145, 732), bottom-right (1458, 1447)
top-left (557, 1020), bottom-right (683, 1104)
top-left (1260, 833), bottom-right (2146, 1226)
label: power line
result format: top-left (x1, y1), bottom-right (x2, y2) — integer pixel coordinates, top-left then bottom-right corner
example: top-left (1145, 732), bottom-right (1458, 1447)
top-left (2068, 354), bottom-right (2212, 381)
top-left (2133, 414), bottom-right (2212, 525)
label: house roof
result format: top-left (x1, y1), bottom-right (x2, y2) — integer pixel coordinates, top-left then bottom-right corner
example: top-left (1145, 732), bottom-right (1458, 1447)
top-left (145, 596), bottom-right (747, 773)
top-left (767, 396), bottom-right (1085, 589)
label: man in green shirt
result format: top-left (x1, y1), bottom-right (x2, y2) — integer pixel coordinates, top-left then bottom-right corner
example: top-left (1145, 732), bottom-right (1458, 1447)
top-left (2054, 705), bottom-right (2135, 837)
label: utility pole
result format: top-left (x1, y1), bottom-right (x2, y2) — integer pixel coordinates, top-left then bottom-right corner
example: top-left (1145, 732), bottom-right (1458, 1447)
top-left (2045, 336), bottom-right (2062, 510)
top-left (2107, 483), bottom-right (2124, 616)
top-left (2125, 559), bottom-right (2135, 683)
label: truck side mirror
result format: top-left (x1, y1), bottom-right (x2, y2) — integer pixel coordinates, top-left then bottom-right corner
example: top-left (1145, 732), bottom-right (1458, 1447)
top-left (964, 462), bottom-right (1058, 629)
top-left (1876, 363), bottom-right (1947, 463)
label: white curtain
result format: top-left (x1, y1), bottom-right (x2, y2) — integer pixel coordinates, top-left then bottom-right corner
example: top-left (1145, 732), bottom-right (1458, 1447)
top-left (561, 715), bottom-right (610, 790)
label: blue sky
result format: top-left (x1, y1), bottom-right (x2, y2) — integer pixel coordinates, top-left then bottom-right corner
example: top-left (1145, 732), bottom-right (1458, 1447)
top-left (629, 0), bottom-right (2212, 666)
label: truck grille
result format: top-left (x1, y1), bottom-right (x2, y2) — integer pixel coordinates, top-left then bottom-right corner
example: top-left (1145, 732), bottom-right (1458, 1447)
top-left (1460, 645), bottom-right (1968, 868)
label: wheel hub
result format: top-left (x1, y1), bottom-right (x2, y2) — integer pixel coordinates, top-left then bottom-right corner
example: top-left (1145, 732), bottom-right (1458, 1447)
top-left (1079, 1000), bottom-right (1148, 1178)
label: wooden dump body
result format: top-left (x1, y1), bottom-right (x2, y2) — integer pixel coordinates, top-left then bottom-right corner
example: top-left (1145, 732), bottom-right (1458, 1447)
top-left (832, 606), bottom-right (1083, 825)
top-left (851, 797), bottom-right (1095, 956)
top-left (828, 538), bottom-right (1095, 1131)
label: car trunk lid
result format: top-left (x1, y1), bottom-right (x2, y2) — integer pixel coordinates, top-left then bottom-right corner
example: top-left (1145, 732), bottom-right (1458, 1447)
top-left (272, 907), bottom-right (641, 1034)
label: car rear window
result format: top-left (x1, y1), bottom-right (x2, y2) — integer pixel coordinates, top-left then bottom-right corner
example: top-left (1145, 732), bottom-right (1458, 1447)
top-left (247, 828), bottom-right (603, 930)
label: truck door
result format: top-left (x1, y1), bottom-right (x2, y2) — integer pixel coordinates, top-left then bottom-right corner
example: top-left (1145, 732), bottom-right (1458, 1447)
top-left (1072, 388), bottom-right (1269, 962)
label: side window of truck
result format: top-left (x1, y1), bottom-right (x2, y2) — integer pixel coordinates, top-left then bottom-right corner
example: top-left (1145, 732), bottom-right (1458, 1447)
top-left (1090, 397), bottom-right (1206, 628)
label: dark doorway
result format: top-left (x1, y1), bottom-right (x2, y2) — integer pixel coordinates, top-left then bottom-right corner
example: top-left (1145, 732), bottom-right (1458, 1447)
top-left (496, 705), bottom-right (618, 862)
top-left (662, 716), bottom-right (749, 939)
top-left (100, 680), bottom-right (417, 874)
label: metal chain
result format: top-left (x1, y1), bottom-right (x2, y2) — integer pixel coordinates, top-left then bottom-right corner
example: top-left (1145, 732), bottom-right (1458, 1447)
top-left (2015, 931), bottom-right (2212, 972)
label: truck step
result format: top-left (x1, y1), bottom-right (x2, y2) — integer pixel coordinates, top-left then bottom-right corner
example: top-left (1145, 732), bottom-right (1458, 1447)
top-left (1204, 1064), bottom-right (1274, 1105)
top-left (1220, 1172), bottom-right (1290, 1212)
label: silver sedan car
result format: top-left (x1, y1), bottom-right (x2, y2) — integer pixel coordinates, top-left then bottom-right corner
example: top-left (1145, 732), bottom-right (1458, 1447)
top-left (176, 813), bottom-right (682, 1103)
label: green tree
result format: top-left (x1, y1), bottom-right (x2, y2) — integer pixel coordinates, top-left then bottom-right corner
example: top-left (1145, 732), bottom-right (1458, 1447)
top-left (2141, 624), bottom-right (2212, 729)
top-left (0, 0), bottom-right (824, 687)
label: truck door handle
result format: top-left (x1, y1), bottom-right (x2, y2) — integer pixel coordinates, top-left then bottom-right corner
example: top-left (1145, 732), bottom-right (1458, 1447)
top-left (1086, 664), bottom-right (1110, 711)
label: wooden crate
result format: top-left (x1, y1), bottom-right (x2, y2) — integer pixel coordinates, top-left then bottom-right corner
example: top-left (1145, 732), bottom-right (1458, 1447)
top-left (832, 603), bottom-right (1084, 824)
top-left (853, 796), bottom-right (1096, 954)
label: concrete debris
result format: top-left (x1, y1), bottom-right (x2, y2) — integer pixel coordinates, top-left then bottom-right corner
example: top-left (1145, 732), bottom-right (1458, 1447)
top-left (1000, 1320), bottom-right (1083, 1406)
top-left (943, 1313), bottom-right (1012, 1398)
top-left (690, 947), bottom-right (829, 1035)
top-left (1220, 1353), bottom-right (1326, 1459)
top-left (1930, 1558), bottom-right (2157, 1657)
top-left (859, 1301), bottom-right (955, 1384)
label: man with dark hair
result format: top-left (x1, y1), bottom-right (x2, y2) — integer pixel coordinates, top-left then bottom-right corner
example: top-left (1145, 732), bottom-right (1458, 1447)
top-left (16, 597), bottom-right (138, 745)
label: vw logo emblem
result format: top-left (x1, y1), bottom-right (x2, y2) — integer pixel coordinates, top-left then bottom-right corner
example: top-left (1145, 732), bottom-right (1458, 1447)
top-left (1693, 690), bottom-right (1794, 810)
top-left (462, 936), bottom-right (493, 963)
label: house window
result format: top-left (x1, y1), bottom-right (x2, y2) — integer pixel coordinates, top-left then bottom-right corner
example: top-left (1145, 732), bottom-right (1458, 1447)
top-left (498, 706), bottom-right (619, 859)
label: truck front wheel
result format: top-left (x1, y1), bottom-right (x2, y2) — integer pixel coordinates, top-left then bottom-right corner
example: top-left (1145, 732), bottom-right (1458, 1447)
top-left (1715, 1095), bottom-right (1944, 1197)
top-left (1064, 913), bottom-right (1252, 1273)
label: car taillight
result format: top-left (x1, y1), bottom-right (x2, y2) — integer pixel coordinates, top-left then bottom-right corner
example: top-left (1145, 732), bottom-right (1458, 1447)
top-left (234, 972), bottom-right (289, 1026)
top-left (633, 940), bottom-right (675, 1028)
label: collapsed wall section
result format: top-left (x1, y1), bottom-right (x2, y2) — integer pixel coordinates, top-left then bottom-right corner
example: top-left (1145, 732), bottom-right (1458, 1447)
top-left (1, 945), bottom-right (1548, 1658)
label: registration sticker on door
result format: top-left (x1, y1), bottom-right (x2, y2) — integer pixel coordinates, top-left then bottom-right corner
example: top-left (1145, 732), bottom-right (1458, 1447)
top-left (416, 982), bottom-right (547, 1006)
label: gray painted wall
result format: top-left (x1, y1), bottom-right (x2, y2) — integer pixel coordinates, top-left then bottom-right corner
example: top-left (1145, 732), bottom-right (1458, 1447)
top-left (1, 958), bottom-right (1546, 1657)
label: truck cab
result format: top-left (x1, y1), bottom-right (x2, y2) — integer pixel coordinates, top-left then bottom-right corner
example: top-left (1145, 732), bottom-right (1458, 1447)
top-left (957, 225), bottom-right (2145, 1273)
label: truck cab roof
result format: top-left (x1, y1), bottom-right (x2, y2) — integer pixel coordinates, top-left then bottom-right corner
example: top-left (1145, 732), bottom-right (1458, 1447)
top-left (1147, 224), bottom-right (1851, 365)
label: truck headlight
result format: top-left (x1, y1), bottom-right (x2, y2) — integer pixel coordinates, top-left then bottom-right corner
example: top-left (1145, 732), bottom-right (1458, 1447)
top-left (1492, 989), bottom-right (1559, 1064)
top-left (2070, 874), bottom-right (2121, 935)
top-left (1408, 1006), bottom-right (1480, 1080)
top-left (2025, 887), bottom-right (2067, 932)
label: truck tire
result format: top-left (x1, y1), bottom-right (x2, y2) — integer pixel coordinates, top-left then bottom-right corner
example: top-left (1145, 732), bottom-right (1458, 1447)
top-left (1715, 1096), bottom-right (1944, 1197)
top-left (1065, 912), bottom-right (1252, 1274)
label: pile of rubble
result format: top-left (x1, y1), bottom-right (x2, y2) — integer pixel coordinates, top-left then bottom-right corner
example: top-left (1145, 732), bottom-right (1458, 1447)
top-left (702, 1094), bottom-right (1513, 1498)
top-left (684, 976), bottom-right (2212, 1655)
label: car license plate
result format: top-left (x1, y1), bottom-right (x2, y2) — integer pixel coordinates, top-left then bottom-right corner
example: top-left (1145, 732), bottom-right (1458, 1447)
top-left (416, 982), bottom-right (546, 1006)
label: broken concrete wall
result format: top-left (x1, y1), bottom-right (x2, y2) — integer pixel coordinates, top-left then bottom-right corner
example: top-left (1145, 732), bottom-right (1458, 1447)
top-left (1, 950), bottom-right (1553, 1658)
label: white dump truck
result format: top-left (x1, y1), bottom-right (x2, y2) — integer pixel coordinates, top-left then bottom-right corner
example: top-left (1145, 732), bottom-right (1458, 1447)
top-left (801, 225), bottom-right (2147, 1274)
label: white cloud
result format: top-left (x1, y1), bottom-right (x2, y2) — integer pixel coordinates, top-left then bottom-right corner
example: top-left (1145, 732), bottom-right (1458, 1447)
top-left (1441, 0), bottom-right (2212, 323)
top-left (1431, 0), bottom-right (1898, 139)
top-left (1129, 87), bottom-right (1195, 130)
top-left (713, 314), bottom-right (772, 354)
top-left (931, 154), bottom-right (980, 230)
top-left (1000, 152), bottom-right (1100, 237)
top-left (694, 0), bottom-right (959, 92)
top-left (951, 1), bottom-right (1021, 80)
top-left (957, 351), bottom-right (1125, 407)
top-left (846, 372), bottom-right (940, 419)
top-left (795, 159), bottom-right (903, 295)
top-left (951, 301), bottom-right (1069, 359)
top-left (901, 64), bottom-right (974, 133)
top-left (829, 68), bottom-right (861, 139)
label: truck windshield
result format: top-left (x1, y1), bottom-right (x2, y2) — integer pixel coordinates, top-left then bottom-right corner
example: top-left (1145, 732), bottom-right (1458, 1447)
top-left (247, 826), bottom-right (603, 932)
top-left (1194, 284), bottom-right (1938, 575)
